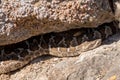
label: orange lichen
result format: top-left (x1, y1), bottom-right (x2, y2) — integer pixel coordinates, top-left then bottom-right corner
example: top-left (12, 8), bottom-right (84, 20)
top-left (107, 75), bottom-right (117, 80)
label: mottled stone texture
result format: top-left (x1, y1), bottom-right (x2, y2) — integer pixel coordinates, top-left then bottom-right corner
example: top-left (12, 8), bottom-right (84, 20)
top-left (0, 0), bottom-right (115, 45)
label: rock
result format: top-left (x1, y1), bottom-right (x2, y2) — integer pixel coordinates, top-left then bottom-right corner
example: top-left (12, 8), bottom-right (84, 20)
top-left (0, 31), bottom-right (120, 80)
top-left (0, 0), bottom-right (115, 45)
top-left (115, 1), bottom-right (120, 28)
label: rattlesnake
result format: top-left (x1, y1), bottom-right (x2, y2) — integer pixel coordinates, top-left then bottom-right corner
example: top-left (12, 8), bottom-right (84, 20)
top-left (0, 21), bottom-right (118, 74)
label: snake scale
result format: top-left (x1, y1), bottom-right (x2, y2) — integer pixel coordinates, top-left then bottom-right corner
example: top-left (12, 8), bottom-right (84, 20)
top-left (0, 21), bottom-right (118, 74)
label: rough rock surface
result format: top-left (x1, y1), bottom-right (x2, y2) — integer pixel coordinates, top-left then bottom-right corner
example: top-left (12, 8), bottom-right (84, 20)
top-left (0, 0), bottom-right (115, 45)
top-left (0, 31), bottom-right (120, 80)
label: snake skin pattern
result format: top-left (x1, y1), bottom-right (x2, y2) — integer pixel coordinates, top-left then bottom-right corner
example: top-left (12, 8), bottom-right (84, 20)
top-left (0, 21), bottom-right (118, 74)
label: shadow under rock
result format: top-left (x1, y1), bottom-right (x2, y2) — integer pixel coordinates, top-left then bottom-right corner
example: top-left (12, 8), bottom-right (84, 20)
top-left (0, 21), bottom-right (119, 61)
top-left (0, 21), bottom-right (119, 74)
top-left (103, 29), bottom-right (120, 44)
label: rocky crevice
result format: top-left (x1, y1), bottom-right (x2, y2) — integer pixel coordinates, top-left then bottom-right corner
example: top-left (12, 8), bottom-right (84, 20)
top-left (0, 0), bottom-right (116, 46)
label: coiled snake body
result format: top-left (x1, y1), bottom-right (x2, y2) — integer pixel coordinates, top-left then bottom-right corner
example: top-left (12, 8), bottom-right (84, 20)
top-left (0, 21), bottom-right (118, 74)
